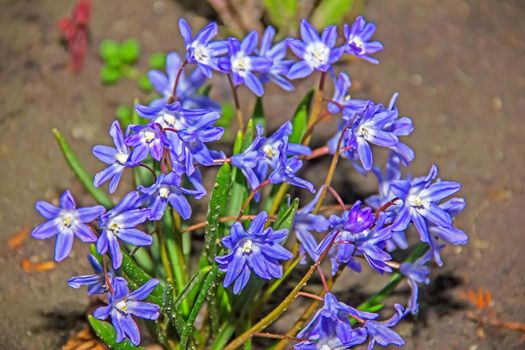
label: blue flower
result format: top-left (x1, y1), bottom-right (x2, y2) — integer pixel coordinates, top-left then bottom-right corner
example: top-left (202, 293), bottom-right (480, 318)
top-left (297, 293), bottom-right (377, 347)
top-left (168, 111), bottom-right (225, 174)
top-left (94, 277), bottom-right (160, 346)
top-left (178, 19), bottom-right (228, 77)
top-left (147, 52), bottom-right (219, 110)
top-left (93, 121), bottom-right (135, 193)
top-left (215, 212), bottom-right (293, 294)
top-left (293, 189), bottom-right (330, 263)
top-left (327, 72), bottom-right (368, 116)
top-left (219, 31), bottom-right (272, 96)
top-left (68, 254), bottom-right (115, 295)
top-left (390, 165), bottom-right (461, 244)
top-left (318, 202), bottom-right (393, 275)
top-left (364, 304), bottom-right (406, 349)
top-left (269, 153), bottom-right (315, 193)
top-left (135, 100), bottom-right (209, 130)
top-left (139, 172), bottom-right (200, 221)
top-left (344, 16), bottom-right (384, 64)
top-left (400, 250), bottom-right (432, 314)
top-left (287, 19), bottom-right (345, 79)
top-left (32, 190), bottom-right (105, 262)
top-left (258, 25), bottom-right (294, 91)
top-left (97, 191), bottom-right (151, 269)
top-left (125, 123), bottom-right (168, 163)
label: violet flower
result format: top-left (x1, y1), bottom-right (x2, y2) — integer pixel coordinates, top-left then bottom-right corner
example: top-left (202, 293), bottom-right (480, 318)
top-left (219, 31), bottom-right (272, 96)
top-left (179, 19), bottom-right (228, 77)
top-left (258, 25), bottom-right (294, 91)
top-left (215, 211), bottom-right (293, 294)
top-left (364, 304), bottom-right (406, 349)
top-left (94, 277), bottom-right (160, 346)
top-left (97, 191), bottom-right (151, 269)
top-left (344, 16), bottom-right (384, 64)
top-left (68, 254), bottom-right (115, 295)
top-left (93, 121), bottom-right (135, 193)
top-left (32, 190), bottom-right (105, 261)
top-left (287, 19), bottom-right (345, 79)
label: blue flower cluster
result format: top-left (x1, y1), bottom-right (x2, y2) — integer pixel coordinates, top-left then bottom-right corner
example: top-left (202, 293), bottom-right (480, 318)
top-left (30, 15), bottom-right (467, 348)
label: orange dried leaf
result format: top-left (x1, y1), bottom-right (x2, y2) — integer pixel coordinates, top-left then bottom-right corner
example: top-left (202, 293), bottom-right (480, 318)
top-left (21, 259), bottom-right (56, 273)
top-left (8, 227), bottom-right (29, 250)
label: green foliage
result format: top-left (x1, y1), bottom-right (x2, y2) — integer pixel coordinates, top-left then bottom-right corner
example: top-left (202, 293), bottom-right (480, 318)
top-left (263, 0), bottom-right (297, 30)
top-left (119, 38), bottom-right (141, 64)
top-left (290, 89), bottom-right (314, 144)
top-left (52, 129), bottom-right (113, 208)
top-left (99, 39), bottom-right (120, 62)
top-left (100, 65), bottom-right (121, 84)
top-left (115, 104), bottom-right (133, 125)
top-left (88, 316), bottom-right (145, 350)
top-left (312, 0), bottom-right (356, 28)
top-left (137, 74), bottom-right (153, 92)
top-left (148, 52), bottom-right (166, 70)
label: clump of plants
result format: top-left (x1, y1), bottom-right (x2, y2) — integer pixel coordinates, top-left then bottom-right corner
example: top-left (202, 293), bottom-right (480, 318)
top-left (34, 16), bottom-right (467, 349)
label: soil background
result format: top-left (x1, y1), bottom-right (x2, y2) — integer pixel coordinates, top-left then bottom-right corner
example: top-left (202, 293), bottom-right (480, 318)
top-left (0, 0), bottom-right (524, 349)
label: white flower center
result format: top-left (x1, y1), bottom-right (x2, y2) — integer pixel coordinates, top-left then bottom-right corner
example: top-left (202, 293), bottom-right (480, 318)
top-left (357, 125), bottom-right (370, 138)
top-left (115, 152), bottom-right (129, 164)
top-left (231, 55), bottom-right (251, 76)
top-left (58, 210), bottom-right (78, 230)
top-left (263, 144), bottom-right (275, 159)
top-left (162, 112), bottom-right (176, 127)
top-left (159, 187), bottom-right (170, 198)
top-left (62, 214), bottom-right (73, 227)
top-left (305, 42), bottom-right (330, 67)
top-left (115, 300), bottom-right (128, 312)
top-left (407, 194), bottom-right (425, 207)
top-left (349, 36), bottom-right (365, 53)
top-left (194, 45), bottom-right (210, 62)
top-left (242, 240), bottom-right (253, 254)
top-left (108, 221), bottom-right (120, 235)
top-left (143, 130), bottom-right (156, 143)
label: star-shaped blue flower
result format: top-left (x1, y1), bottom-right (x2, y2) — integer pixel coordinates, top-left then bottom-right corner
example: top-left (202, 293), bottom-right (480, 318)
top-left (344, 16), bottom-right (384, 64)
top-left (215, 211), bottom-right (293, 294)
top-left (32, 190), bottom-right (105, 261)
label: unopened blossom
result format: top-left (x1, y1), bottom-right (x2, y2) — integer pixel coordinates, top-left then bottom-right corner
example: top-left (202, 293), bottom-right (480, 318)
top-left (344, 16), bottom-right (384, 64)
top-left (32, 190), bottom-right (105, 262)
top-left (179, 19), bottom-right (228, 77)
top-left (219, 31), bottom-right (272, 96)
top-left (215, 211), bottom-right (293, 294)
top-left (269, 153), bottom-right (315, 193)
top-left (97, 191), bottom-right (151, 269)
top-left (328, 72), bottom-right (368, 116)
top-left (400, 250), bottom-right (432, 314)
top-left (94, 277), bottom-right (160, 346)
top-left (287, 19), bottom-right (345, 79)
top-left (93, 121), bottom-right (134, 193)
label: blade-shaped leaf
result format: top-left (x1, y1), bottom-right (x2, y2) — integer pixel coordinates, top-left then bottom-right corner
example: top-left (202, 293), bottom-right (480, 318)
top-left (53, 129), bottom-right (113, 208)
top-left (88, 315), bottom-right (145, 350)
top-left (290, 89), bottom-right (314, 144)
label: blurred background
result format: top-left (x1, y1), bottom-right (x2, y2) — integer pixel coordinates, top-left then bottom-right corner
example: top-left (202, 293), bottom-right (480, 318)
top-left (0, 0), bottom-right (524, 349)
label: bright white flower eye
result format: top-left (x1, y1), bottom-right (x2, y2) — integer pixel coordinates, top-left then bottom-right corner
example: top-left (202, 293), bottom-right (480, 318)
top-left (242, 240), bottom-right (253, 254)
top-left (194, 45), bottom-right (210, 62)
top-left (143, 130), bottom-right (156, 143)
top-left (305, 42), bottom-right (330, 67)
top-left (115, 152), bottom-right (129, 164)
top-left (159, 187), bottom-right (170, 198)
top-left (232, 55), bottom-right (251, 76)
top-left (349, 36), bottom-right (365, 53)
top-left (115, 300), bottom-right (128, 312)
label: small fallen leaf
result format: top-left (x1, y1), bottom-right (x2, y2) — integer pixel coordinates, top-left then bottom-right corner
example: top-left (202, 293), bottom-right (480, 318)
top-left (458, 288), bottom-right (493, 310)
top-left (8, 227), bottom-right (29, 250)
top-left (21, 259), bottom-right (56, 273)
top-left (62, 325), bottom-right (106, 350)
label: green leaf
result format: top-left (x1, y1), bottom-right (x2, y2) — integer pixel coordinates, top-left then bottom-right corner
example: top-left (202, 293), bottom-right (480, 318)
top-left (199, 84), bottom-right (213, 97)
top-left (217, 103), bottom-right (235, 128)
top-left (88, 315), bottom-right (144, 349)
top-left (121, 250), bottom-right (163, 303)
top-left (312, 0), bottom-right (355, 28)
top-left (290, 89), bottom-right (314, 144)
top-left (263, 0), bottom-right (297, 29)
top-left (148, 52), bottom-right (166, 70)
top-left (52, 129), bottom-right (113, 208)
top-left (99, 39), bottom-right (120, 62)
top-left (119, 38), bottom-right (141, 64)
top-left (115, 105), bottom-right (132, 126)
top-left (100, 65), bottom-right (121, 85)
top-left (273, 197), bottom-right (299, 231)
top-left (252, 97), bottom-right (265, 129)
top-left (180, 267), bottom-right (221, 348)
top-left (205, 163), bottom-right (232, 263)
top-left (137, 74), bottom-right (153, 93)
